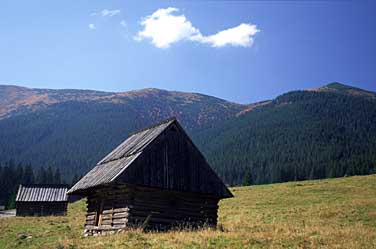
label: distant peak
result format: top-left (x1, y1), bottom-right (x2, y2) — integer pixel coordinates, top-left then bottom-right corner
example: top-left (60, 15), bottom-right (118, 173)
top-left (307, 82), bottom-right (375, 98)
top-left (325, 82), bottom-right (353, 90)
top-left (123, 88), bottom-right (170, 95)
top-left (136, 88), bottom-right (165, 92)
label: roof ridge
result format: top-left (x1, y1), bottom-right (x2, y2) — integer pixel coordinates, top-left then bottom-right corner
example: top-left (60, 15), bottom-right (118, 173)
top-left (19, 184), bottom-right (69, 188)
top-left (129, 117), bottom-right (176, 136)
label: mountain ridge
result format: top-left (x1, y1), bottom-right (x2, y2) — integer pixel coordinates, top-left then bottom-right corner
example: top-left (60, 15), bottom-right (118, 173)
top-left (0, 82), bottom-right (375, 185)
top-left (0, 85), bottom-right (246, 124)
top-left (2, 81), bottom-right (374, 121)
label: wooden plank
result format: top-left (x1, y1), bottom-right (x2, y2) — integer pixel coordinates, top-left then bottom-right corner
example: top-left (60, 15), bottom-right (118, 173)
top-left (102, 209), bottom-right (114, 215)
top-left (86, 215), bottom-right (96, 220)
top-left (112, 224), bottom-right (127, 229)
top-left (98, 224), bottom-right (113, 230)
top-left (112, 218), bottom-right (128, 224)
top-left (113, 207), bottom-right (130, 213)
top-left (113, 212), bottom-right (129, 219)
top-left (101, 214), bottom-right (113, 220)
top-left (101, 219), bottom-right (112, 225)
top-left (85, 220), bottom-right (96, 225)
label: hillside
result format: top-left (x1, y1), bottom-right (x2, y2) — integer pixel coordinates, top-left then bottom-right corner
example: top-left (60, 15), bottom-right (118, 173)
top-left (0, 85), bottom-right (245, 127)
top-left (0, 86), bottom-right (246, 179)
top-left (195, 83), bottom-right (376, 185)
top-left (0, 175), bottom-right (375, 248)
top-left (0, 82), bottom-right (375, 186)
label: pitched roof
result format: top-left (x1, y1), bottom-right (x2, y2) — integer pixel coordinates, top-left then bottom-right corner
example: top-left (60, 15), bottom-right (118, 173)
top-left (16, 184), bottom-right (68, 202)
top-left (98, 118), bottom-right (174, 165)
top-left (68, 153), bottom-right (141, 193)
top-left (68, 118), bottom-right (232, 198)
top-left (68, 119), bottom-right (175, 194)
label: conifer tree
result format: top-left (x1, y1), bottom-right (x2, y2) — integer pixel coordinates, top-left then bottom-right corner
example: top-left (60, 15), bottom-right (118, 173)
top-left (54, 168), bottom-right (61, 184)
top-left (242, 168), bottom-right (253, 186)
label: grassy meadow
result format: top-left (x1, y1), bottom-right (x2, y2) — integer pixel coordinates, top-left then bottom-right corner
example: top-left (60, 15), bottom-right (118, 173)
top-left (0, 174), bottom-right (375, 249)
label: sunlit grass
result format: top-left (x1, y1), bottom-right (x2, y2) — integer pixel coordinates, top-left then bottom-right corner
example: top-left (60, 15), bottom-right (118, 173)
top-left (1, 175), bottom-right (375, 248)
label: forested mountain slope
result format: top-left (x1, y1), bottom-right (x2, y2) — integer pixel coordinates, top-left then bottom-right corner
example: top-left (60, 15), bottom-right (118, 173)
top-left (0, 82), bottom-right (375, 186)
top-left (194, 83), bottom-right (376, 185)
top-left (0, 86), bottom-right (245, 180)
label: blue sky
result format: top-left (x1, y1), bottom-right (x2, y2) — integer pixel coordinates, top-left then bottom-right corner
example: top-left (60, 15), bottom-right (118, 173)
top-left (0, 0), bottom-right (375, 103)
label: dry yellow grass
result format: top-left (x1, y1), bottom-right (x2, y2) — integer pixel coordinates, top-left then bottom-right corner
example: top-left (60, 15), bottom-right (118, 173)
top-left (1, 174), bottom-right (375, 248)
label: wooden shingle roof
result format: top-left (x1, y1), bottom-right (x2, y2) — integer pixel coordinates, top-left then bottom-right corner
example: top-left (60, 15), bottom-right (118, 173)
top-left (68, 118), bottom-right (232, 198)
top-left (98, 119), bottom-right (174, 165)
top-left (68, 119), bottom-right (174, 194)
top-left (16, 184), bottom-right (68, 202)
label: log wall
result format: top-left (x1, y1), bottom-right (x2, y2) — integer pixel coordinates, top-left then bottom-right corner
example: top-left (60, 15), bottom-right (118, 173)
top-left (84, 185), bottom-right (219, 235)
top-left (16, 201), bottom-right (67, 216)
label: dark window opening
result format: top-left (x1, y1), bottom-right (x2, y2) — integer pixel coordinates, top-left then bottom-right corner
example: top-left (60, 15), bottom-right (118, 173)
top-left (94, 200), bottom-right (104, 226)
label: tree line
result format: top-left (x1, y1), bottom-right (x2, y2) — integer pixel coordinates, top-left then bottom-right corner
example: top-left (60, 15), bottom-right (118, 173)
top-left (0, 160), bottom-right (80, 209)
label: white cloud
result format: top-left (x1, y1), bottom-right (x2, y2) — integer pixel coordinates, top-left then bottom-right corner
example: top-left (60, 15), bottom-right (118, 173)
top-left (135, 7), bottom-right (260, 49)
top-left (120, 20), bottom-right (127, 28)
top-left (88, 23), bottom-right (96, 30)
top-left (101, 9), bottom-right (121, 17)
top-left (192, 23), bottom-right (259, 47)
top-left (134, 7), bottom-right (200, 48)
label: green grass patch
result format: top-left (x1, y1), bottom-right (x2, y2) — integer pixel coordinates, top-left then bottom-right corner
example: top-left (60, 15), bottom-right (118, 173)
top-left (1, 175), bottom-right (376, 248)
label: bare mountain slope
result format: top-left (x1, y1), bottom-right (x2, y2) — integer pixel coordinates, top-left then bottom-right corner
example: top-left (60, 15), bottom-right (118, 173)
top-left (0, 85), bottom-right (246, 129)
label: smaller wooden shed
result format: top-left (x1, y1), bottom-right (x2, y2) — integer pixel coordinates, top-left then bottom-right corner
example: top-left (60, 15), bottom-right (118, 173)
top-left (16, 184), bottom-right (68, 216)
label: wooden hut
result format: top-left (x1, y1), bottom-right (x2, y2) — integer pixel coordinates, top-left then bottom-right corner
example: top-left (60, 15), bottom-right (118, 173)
top-left (16, 184), bottom-right (68, 216)
top-left (68, 118), bottom-right (232, 235)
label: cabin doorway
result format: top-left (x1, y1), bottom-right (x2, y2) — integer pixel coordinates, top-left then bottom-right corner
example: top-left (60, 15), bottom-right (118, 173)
top-left (94, 200), bottom-right (104, 227)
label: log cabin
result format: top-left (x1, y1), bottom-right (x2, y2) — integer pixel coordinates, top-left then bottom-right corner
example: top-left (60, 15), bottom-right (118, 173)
top-left (68, 118), bottom-right (233, 235)
top-left (16, 184), bottom-right (68, 216)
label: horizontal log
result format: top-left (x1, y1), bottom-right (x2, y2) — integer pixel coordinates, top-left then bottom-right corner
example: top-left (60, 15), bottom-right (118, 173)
top-left (112, 224), bottom-right (127, 229)
top-left (86, 220), bottom-right (96, 225)
top-left (86, 214), bottom-right (96, 220)
top-left (112, 218), bottom-right (128, 224)
top-left (101, 209), bottom-right (113, 215)
top-left (113, 207), bottom-right (130, 213)
top-left (99, 224), bottom-right (113, 229)
top-left (101, 220), bottom-right (112, 225)
top-left (101, 214), bottom-right (113, 220)
top-left (100, 207), bottom-right (131, 215)
top-left (113, 212), bottom-right (129, 219)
